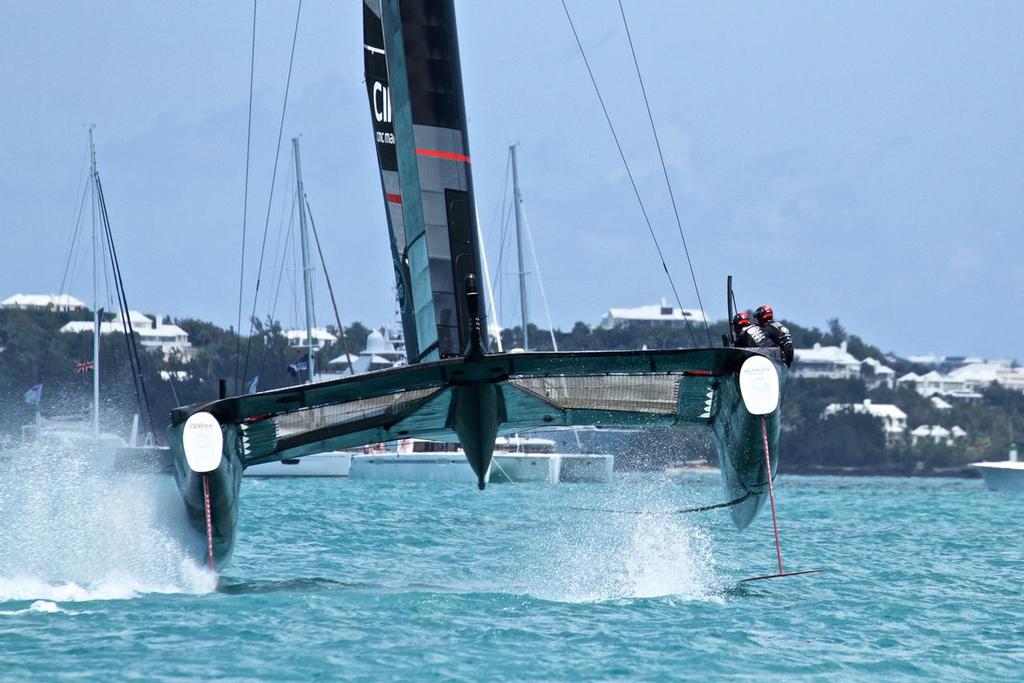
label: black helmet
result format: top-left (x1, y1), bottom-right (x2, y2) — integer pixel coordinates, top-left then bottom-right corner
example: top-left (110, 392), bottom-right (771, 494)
top-left (754, 304), bottom-right (774, 324)
top-left (733, 311), bottom-right (752, 330)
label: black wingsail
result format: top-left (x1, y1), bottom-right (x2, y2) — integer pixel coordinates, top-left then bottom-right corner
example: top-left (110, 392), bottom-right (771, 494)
top-left (363, 0), bottom-right (421, 360)
top-left (365, 0), bottom-right (487, 363)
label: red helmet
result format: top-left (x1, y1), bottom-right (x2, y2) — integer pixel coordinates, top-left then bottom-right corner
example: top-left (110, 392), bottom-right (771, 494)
top-left (732, 311), bottom-right (752, 329)
top-left (754, 304), bottom-right (774, 324)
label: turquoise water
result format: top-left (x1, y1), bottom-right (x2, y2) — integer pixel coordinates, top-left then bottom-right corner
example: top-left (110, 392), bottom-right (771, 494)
top-left (2, 466), bottom-right (1023, 680)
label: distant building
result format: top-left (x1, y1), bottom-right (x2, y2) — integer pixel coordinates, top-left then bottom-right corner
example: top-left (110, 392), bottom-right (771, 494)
top-left (285, 327), bottom-right (337, 352)
top-left (60, 311), bottom-right (192, 359)
top-left (323, 326), bottom-right (405, 376)
top-left (792, 341), bottom-right (862, 380)
top-left (861, 357), bottom-right (896, 389)
top-left (823, 399), bottom-right (907, 444)
top-left (906, 354), bottom-right (986, 374)
top-left (897, 362), bottom-right (1024, 397)
top-left (598, 299), bottom-right (708, 330)
top-left (910, 424), bottom-right (967, 446)
top-left (2, 293), bottom-right (86, 311)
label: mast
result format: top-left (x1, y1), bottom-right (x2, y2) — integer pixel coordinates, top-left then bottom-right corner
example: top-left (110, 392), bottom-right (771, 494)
top-left (89, 127), bottom-right (100, 437)
top-left (510, 143), bottom-right (529, 350)
top-left (292, 137), bottom-right (315, 383)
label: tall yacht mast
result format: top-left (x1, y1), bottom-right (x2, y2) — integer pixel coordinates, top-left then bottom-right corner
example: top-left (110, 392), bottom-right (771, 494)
top-left (292, 137), bottom-right (315, 383)
top-left (89, 127), bottom-right (100, 437)
top-left (510, 144), bottom-right (529, 350)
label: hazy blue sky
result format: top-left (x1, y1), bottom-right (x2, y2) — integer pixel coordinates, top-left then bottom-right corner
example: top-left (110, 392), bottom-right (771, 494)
top-left (1, 1), bottom-right (1021, 359)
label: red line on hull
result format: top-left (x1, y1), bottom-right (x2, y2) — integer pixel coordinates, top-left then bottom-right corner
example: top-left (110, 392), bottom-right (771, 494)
top-left (385, 193), bottom-right (402, 204)
top-left (415, 148), bottom-right (471, 163)
top-left (202, 474), bottom-right (215, 572)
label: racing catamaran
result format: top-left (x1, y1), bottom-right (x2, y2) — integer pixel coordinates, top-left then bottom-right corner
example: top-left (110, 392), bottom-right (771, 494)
top-left (166, 0), bottom-right (788, 571)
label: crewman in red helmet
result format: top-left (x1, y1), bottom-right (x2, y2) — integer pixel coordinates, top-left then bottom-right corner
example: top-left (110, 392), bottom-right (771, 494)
top-left (732, 311), bottom-right (770, 349)
top-left (754, 304), bottom-right (794, 366)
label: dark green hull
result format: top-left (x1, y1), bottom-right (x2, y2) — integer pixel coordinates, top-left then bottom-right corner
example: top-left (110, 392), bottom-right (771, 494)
top-left (168, 346), bottom-right (787, 570)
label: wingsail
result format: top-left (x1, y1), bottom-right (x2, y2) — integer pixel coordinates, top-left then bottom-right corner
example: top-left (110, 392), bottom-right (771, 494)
top-left (364, 0), bottom-right (488, 363)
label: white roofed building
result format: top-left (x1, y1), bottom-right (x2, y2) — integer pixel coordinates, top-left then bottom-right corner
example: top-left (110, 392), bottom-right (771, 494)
top-left (2, 293), bottom-right (86, 311)
top-left (60, 311), bottom-right (193, 359)
top-left (948, 363), bottom-right (1024, 393)
top-left (321, 326), bottom-right (406, 377)
top-left (910, 424), bottom-right (968, 446)
top-left (823, 399), bottom-right (907, 444)
top-left (896, 362), bottom-right (1024, 397)
top-left (598, 299), bottom-right (709, 330)
top-left (861, 357), bottom-right (896, 389)
top-left (285, 327), bottom-right (337, 352)
top-left (792, 341), bottom-right (862, 380)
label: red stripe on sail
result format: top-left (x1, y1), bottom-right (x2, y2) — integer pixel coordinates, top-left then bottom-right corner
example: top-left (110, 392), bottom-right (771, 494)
top-left (386, 193), bottom-right (402, 204)
top-left (415, 148), bottom-right (471, 163)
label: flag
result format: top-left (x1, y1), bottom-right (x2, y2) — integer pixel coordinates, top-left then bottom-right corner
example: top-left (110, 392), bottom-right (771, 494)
top-left (74, 360), bottom-right (94, 373)
top-left (23, 383), bottom-right (43, 405)
top-left (248, 376), bottom-right (260, 394)
top-left (287, 354), bottom-right (309, 377)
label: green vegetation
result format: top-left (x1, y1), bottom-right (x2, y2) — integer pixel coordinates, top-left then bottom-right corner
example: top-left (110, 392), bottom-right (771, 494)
top-left (1, 308), bottom-right (1020, 475)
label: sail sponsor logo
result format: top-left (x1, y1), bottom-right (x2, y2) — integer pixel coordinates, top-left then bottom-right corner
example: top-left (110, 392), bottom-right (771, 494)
top-left (376, 131), bottom-right (395, 144)
top-left (373, 82), bottom-right (392, 123)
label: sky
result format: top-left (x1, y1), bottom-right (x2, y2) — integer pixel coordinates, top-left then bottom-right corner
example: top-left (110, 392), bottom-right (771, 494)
top-left (1, 1), bottom-right (1022, 360)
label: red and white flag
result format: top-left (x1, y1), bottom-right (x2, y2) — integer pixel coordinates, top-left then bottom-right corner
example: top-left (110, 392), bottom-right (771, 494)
top-left (74, 360), bottom-right (94, 373)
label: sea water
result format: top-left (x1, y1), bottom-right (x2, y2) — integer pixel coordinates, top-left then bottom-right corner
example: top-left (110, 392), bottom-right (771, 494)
top-left (1, 460), bottom-right (1023, 680)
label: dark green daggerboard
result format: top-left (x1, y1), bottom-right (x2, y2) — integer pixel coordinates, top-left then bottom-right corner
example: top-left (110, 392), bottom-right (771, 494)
top-left (167, 346), bottom-right (786, 569)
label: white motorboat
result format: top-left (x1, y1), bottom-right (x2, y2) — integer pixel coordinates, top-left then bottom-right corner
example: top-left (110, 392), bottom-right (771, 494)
top-left (244, 451), bottom-right (353, 478)
top-left (490, 436), bottom-right (561, 484)
top-left (971, 444), bottom-right (1024, 492)
top-left (349, 441), bottom-right (484, 484)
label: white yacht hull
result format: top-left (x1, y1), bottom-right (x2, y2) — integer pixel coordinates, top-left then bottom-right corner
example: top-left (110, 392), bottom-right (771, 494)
top-left (972, 461), bottom-right (1024, 492)
top-left (349, 453), bottom-right (486, 484)
top-left (490, 453), bottom-right (561, 484)
top-left (244, 452), bottom-right (352, 478)
top-left (559, 454), bottom-right (614, 483)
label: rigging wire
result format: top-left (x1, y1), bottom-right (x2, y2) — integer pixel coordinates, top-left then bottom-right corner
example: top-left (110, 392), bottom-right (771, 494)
top-left (95, 170), bottom-right (156, 437)
top-left (241, 0), bottom-right (303, 390)
top-left (559, 0), bottom-right (698, 348)
top-left (256, 182), bottom-right (297, 383)
top-left (519, 202), bottom-right (559, 351)
top-left (305, 197), bottom-right (355, 375)
top-left (617, 0), bottom-right (712, 345)
top-left (234, 0), bottom-right (260, 394)
top-left (39, 158), bottom-right (92, 390)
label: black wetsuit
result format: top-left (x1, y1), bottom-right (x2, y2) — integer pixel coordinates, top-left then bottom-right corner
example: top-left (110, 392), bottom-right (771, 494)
top-left (735, 325), bottom-right (771, 349)
top-left (762, 320), bottom-right (794, 366)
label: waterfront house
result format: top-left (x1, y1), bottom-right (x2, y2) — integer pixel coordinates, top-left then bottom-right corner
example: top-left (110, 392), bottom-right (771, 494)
top-left (598, 299), bottom-right (708, 330)
top-left (792, 341), bottom-right (862, 380)
top-left (60, 311), bottom-right (193, 360)
top-left (284, 327), bottom-right (337, 352)
top-left (910, 424), bottom-right (968, 446)
top-left (823, 399), bottom-right (907, 444)
top-left (2, 293), bottom-right (86, 311)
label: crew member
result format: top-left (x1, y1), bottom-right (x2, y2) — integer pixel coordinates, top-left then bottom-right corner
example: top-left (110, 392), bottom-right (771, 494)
top-left (732, 311), bottom-right (769, 349)
top-left (754, 304), bottom-right (794, 366)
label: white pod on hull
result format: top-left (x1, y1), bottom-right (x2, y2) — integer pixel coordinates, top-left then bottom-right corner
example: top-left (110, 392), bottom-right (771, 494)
top-left (182, 412), bottom-right (223, 473)
top-left (739, 355), bottom-right (781, 416)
